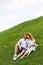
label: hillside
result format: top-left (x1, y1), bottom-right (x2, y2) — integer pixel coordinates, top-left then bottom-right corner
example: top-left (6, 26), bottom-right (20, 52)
top-left (0, 16), bottom-right (43, 65)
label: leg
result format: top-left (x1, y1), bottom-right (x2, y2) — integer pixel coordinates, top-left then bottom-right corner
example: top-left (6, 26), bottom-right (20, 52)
top-left (14, 43), bottom-right (21, 56)
top-left (17, 50), bottom-right (25, 58)
top-left (27, 50), bottom-right (32, 56)
top-left (21, 50), bottom-right (32, 59)
top-left (14, 44), bottom-right (19, 55)
top-left (13, 44), bottom-right (21, 60)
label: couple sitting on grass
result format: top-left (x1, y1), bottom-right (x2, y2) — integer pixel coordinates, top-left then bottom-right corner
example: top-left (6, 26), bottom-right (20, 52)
top-left (13, 33), bottom-right (38, 60)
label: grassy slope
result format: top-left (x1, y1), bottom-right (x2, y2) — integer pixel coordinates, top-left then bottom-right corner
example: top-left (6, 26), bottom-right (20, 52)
top-left (0, 16), bottom-right (43, 65)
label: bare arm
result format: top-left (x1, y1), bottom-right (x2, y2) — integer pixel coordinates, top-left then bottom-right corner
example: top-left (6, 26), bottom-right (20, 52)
top-left (28, 43), bottom-right (38, 48)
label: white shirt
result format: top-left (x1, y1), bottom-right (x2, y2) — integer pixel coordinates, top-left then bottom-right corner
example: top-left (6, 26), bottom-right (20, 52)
top-left (27, 39), bottom-right (36, 51)
top-left (27, 39), bottom-right (35, 45)
top-left (18, 38), bottom-right (28, 49)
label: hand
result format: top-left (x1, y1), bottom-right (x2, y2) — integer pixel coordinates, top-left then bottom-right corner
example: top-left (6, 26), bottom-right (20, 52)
top-left (36, 44), bottom-right (38, 47)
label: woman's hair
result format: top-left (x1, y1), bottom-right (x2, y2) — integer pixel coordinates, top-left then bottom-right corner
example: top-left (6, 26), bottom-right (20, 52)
top-left (26, 33), bottom-right (34, 40)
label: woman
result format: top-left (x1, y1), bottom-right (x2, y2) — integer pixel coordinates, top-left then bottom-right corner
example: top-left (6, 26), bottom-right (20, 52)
top-left (20, 33), bottom-right (38, 59)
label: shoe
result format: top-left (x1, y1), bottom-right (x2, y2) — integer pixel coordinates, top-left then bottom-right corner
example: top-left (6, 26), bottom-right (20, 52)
top-left (20, 56), bottom-right (23, 59)
top-left (13, 54), bottom-right (17, 60)
top-left (13, 57), bottom-right (17, 60)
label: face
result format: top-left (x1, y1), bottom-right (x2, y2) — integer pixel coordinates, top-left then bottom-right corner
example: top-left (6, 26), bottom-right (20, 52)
top-left (26, 35), bottom-right (29, 39)
top-left (23, 34), bottom-right (27, 39)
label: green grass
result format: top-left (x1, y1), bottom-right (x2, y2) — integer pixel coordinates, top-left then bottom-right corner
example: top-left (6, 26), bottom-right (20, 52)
top-left (0, 16), bottom-right (43, 65)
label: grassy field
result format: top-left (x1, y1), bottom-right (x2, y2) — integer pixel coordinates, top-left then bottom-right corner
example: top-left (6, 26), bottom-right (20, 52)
top-left (0, 16), bottom-right (43, 65)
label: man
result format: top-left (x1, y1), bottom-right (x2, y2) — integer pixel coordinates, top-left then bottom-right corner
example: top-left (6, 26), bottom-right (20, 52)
top-left (13, 34), bottom-right (28, 60)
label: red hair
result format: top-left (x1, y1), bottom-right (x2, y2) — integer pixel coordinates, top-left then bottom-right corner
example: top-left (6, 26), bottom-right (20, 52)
top-left (26, 33), bottom-right (34, 40)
